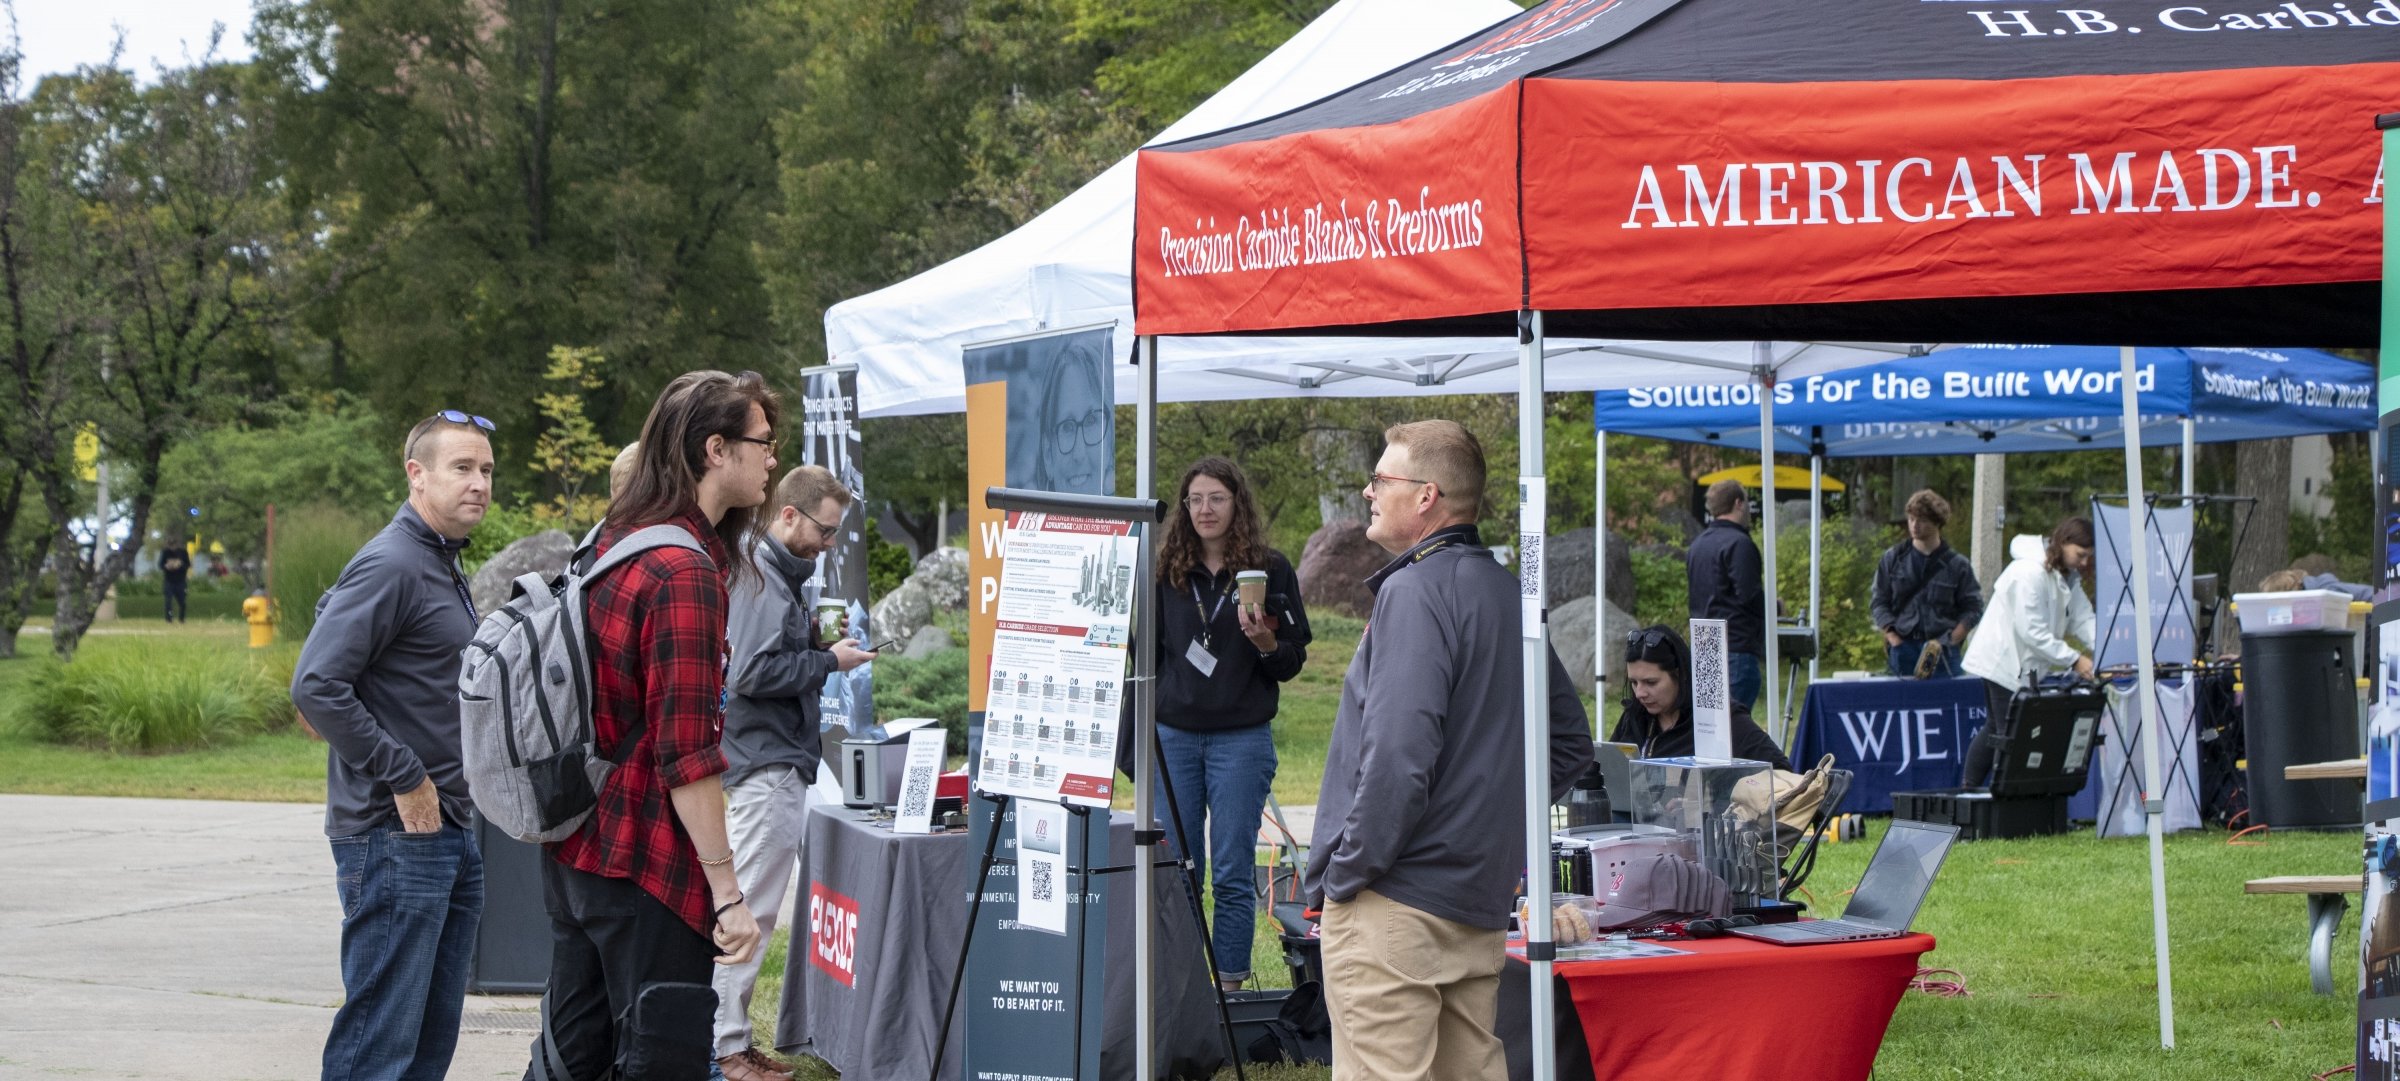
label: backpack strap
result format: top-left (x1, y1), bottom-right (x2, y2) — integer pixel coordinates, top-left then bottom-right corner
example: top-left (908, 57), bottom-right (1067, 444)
top-left (576, 524), bottom-right (712, 769)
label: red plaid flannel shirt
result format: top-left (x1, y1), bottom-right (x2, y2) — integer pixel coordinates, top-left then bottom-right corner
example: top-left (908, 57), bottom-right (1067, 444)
top-left (552, 506), bottom-right (733, 936)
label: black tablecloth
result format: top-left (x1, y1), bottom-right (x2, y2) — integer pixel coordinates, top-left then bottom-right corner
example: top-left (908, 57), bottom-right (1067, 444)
top-left (774, 807), bottom-right (1224, 1079)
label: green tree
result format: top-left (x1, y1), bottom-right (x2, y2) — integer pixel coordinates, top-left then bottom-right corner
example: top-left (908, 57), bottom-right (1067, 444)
top-left (15, 58), bottom-right (298, 660)
top-left (532, 345), bottom-right (615, 528)
top-left (153, 395), bottom-right (399, 567)
top-left (252, 0), bottom-right (787, 450)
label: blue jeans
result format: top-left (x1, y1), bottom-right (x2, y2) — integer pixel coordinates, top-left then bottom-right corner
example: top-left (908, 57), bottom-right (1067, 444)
top-left (1728, 651), bottom-right (1764, 711)
top-left (324, 822), bottom-right (485, 1081)
top-left (1887, 636), bottom-right (1963, 678)
top-left (1156, 722), bottom-right (1276, 982)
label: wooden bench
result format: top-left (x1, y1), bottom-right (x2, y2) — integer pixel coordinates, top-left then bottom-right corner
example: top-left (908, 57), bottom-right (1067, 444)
top-left (2283, 758), bottom-right (2367, 783)
top-left (2246, 875), bottom-right (2363, 994)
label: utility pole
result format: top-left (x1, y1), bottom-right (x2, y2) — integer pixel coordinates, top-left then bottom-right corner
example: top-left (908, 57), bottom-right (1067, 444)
top-left (1970, 453), bottom-right (2004, 587)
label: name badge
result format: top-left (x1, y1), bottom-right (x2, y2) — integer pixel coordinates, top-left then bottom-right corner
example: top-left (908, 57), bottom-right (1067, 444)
top-left (1185, 638), bottom-right (1218, 678)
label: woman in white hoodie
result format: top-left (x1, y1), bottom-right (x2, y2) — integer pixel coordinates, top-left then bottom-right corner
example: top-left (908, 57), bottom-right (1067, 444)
top-left (1959, 517), bottom-right (2097, 786)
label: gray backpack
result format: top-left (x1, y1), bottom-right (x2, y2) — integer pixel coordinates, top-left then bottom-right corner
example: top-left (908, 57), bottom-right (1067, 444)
top-left (459, 524), bottom-right (704, 843)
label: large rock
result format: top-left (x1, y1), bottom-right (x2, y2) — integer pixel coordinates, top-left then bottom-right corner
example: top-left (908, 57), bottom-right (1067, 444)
top-left (871, 547), bottom-right (969, 645)
top-left (469, 529), bottom-right (574, 615)
top-left (1298, 519), bottom-right (1385, 618)
top-left (1548, 528), bottom-right (1636, 614)
top-left (1550, 594), bottom-right (1639, 702)
top-left (896, 623), bottom-right (954, 659)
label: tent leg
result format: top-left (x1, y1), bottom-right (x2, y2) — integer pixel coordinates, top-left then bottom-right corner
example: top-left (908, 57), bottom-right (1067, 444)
top-left (1807, 450), bottom-right (1823, 696)
top-left (1519, 311), bottom-right (1558, 1081)
top-left (2181, 416), bottom-right (2196, 499)
top-left (1596, 425), bottom-right (1608, 696)
top-left (2121, 344), bottom-right (2177, 1049)
top-left (1756, 342), bottom-right (1782, 746)
top-left (1134, 334), bottom-right (1159, 1080)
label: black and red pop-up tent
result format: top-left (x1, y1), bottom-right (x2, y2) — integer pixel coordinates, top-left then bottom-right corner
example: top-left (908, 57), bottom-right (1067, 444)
top-left (1136, 0), bottom-right (2390, 345)
top-left (1127, 0), bottom-right (2398, 1068)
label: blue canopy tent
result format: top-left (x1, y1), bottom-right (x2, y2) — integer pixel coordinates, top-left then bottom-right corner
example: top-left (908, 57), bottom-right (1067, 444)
top-left (1587, 344), bottom-right (2373, 698)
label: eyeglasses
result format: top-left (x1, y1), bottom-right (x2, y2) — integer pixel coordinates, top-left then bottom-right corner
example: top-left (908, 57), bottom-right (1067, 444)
top-left (1184, 493), bottom-right (1231, 511)
top-left (1365, 472), bottom-right (1431, 491)
top-left (799, 506), bottom-right (839, 539)
top-left (408, 409), bottom-right (495, 461)
top-left (730, 433), bottom-right (779, 455)
top-left (1051, 409), bottom-right (1107, 451)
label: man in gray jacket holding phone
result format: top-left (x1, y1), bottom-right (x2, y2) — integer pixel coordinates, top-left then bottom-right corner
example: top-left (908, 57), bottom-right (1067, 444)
top-left (1308, 420), bottom-right (1593, 1081)
top-left (711, 464), bottom-right (876, 1081)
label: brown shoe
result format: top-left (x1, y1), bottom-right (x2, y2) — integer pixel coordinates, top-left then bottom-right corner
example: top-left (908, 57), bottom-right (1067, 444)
top-left (742, 1049), bottom-right (796, 1078)
top-left (717, 1049), bottom-right (791, 1081)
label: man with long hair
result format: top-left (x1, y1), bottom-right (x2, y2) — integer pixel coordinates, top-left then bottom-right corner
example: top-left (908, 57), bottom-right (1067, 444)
top-left (529, 371), bottom-right (776, 1078)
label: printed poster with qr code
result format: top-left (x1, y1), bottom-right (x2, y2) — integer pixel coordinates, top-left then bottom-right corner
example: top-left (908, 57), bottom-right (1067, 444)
top-left (976, 512), bottom-right (1139, 808)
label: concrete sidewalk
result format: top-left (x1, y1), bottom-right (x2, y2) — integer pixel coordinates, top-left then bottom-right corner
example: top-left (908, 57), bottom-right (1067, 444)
top-left (0, 795), bottom-right (535, 1080)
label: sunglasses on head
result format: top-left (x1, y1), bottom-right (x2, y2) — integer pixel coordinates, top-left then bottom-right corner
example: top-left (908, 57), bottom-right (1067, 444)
top-left (1625, 626), bottom-right (1676, 660)
top-left (437, 409), bottom-right (496, 433)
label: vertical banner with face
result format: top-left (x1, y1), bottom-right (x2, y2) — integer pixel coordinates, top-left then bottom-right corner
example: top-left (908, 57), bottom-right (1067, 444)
top-left (959, 326), bottom-right (1116, 1081)
top-left (801, 367), bottom-right (871, 740)
top-left (960, 326), bottom-right (1118, 755)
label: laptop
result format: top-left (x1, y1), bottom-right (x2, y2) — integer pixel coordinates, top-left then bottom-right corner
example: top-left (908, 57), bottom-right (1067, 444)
top-left (1730, 820), bottom-right (1959, 946)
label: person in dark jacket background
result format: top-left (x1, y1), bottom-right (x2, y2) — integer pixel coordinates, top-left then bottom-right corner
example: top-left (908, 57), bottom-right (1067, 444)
top-left (1610, 624), bottom-right (1791, 770)
top-left (1152, 455), bottom-right (1308, 992)
top-left (290, 409), bottom-right (494, 1081)
top-left (1871, 489), bottom-right (1984, 678)
top-left (1687, 478), bottom-right (1766, 709)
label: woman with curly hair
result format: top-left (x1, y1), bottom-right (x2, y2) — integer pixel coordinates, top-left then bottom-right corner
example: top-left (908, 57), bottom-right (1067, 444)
top-left (1151, 456), bottom-right (1310, 992)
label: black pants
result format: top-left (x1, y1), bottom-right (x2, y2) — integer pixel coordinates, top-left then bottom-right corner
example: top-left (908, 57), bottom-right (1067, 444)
top-left (1960, 678), bottom-right (2019, 788)
top-left (526, 859), bottom-right (715, 1080)
top-left (163, 583), bottom-right (186, 623)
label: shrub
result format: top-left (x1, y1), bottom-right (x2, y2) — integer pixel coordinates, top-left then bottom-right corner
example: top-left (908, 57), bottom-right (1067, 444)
top-left (872, 646), bottom-right (970, 755)
top-left (12, 640), bottom-right (290, 751)
top-left (1628, 547), bottom-right (1687, 633)
top-left (866, 520), bottom-right (914, 600)
top-left (462, 500), bottom-right (549, 576)
top-left (269, 504), bottom-right (385, 641)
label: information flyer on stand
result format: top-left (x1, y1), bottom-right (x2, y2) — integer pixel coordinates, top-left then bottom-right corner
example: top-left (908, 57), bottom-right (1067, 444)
top-left (975, 512), bottom-right (1138, 808)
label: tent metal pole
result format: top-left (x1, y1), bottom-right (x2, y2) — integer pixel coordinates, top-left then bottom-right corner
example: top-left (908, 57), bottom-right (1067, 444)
top-left (1135, 334), bottom-right (1159, 1080)
top-left (2181, 416), bottom-right (2196, 498)
top-left (1519, 311), bottom-right (1559, 1081)
top-left (1756, 342), bottom-right (1782, 745)
top-left (2120, 344), bottom-right (2177, 1049)
top-left (1596, 424), bottom-right (1608, 693)
top-left (1808, 450), bottom-right (1823, 691)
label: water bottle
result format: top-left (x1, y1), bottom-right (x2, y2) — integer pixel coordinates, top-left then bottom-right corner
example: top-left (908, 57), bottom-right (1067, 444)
top-left (1564, 763), bottom-right (1611, 828)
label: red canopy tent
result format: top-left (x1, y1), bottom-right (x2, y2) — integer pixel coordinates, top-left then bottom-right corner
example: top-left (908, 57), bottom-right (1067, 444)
top-left (1134, 0), bottom-right (2390, 345)
top-left (1123, 0), bottom-right (2397, 1072)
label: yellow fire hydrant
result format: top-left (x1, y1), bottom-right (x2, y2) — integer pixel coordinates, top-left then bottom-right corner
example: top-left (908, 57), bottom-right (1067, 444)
top-left (242, 590), bottom-right (275, 649)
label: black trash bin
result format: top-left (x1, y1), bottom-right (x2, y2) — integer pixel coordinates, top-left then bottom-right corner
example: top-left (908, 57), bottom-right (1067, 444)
top-left (2240, 629), bottom-right (2360, 829)
top-left (470, 812), bottom-right (551, 993)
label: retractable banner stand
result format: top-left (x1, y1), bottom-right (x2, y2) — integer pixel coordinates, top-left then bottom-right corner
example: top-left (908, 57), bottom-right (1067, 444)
top-left (2092, 501), bottom-right (2197, 671)
top-left (960, 327), bottom-right (1120, 1081)
top-left (802, 367), bottom-right (873, 750)
top-left (2360, 115), bottom-right (2400, 1081)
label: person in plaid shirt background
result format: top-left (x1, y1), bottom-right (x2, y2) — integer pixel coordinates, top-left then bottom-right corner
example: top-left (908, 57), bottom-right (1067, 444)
top-left (531, 370), bottom-right (779, 1079)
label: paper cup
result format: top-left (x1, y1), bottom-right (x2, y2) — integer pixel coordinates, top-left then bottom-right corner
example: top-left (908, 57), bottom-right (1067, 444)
top-left (816, 601), bottom-right (847, 643)
top-left (1236, 570), bottom-right (1268, 609)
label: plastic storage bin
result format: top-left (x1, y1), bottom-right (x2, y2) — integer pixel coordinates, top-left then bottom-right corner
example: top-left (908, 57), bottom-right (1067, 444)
top-left (2231, 589), bottom-right (2355, 636)
top-left (1891, 787), bottom-right (2070, 841)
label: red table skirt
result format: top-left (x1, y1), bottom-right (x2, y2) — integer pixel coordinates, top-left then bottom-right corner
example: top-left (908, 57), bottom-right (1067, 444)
top-left (1553, 933), bottom-right (1934, 1081)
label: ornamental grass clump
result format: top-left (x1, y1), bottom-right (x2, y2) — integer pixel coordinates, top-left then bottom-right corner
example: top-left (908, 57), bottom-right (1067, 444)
top-left (12, 640), bottom-right (289, 752)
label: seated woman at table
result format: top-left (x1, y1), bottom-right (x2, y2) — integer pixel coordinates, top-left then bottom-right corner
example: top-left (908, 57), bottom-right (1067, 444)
top-left (1610, 624), bottom-right (1790, 769)
top-left (1957, 517), bottom-right (2096, 787)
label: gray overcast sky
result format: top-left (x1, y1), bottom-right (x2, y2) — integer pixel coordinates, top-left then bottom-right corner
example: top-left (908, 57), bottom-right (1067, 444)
top-left (18, 0), bottom-right (257, 79)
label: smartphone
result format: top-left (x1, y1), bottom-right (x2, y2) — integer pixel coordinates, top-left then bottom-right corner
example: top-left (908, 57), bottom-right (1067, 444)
top-left (866, 639), bottom-right (901, 653)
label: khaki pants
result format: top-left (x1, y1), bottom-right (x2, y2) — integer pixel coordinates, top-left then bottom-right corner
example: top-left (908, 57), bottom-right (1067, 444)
top-left (1320, 888), bottom-right (1506, 1081)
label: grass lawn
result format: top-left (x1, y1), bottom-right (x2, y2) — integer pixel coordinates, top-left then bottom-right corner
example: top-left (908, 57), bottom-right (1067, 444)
top-left (0, 618), bottom-right (325, 802)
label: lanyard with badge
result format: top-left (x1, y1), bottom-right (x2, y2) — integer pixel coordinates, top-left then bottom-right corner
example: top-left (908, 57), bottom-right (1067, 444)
top-left (1185, 574), bottom-right (1233, 678)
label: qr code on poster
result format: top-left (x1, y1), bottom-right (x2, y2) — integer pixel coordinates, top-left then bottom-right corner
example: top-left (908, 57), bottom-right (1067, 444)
top-left (898, 768), bottom-right (934, 820)
top-left (1519, 532), bottom-right (1542, 598)
top-left (1691, 621), bottom-right (1728, 714)
top-left (1028, 857), bottom-right (1054, 904)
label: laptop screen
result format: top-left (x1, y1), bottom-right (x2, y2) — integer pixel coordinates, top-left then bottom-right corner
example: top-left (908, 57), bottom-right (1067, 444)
top-left (1841, 821), bottom-right (1958, 931)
